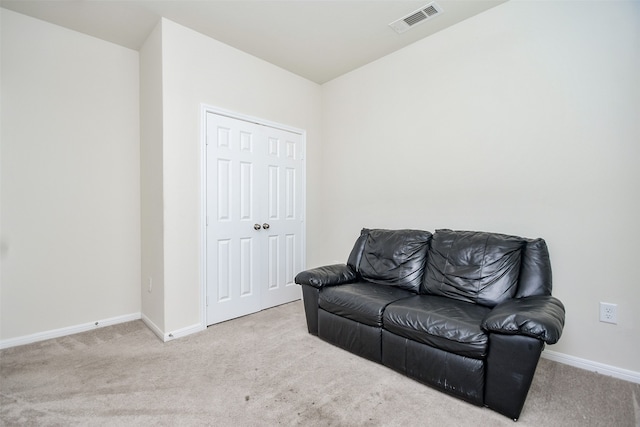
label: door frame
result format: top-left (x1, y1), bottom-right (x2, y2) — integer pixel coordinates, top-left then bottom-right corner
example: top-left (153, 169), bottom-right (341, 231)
top-left (199, 104), bottom-right (307, 328)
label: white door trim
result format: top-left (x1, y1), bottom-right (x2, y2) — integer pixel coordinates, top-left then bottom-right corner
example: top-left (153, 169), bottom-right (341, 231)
top-left (199, 104), bottom-right (306, 329)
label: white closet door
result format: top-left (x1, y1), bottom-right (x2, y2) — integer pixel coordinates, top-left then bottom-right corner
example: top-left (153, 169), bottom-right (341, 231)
top-left (261, 126), bottom-right (305, 309)
top-left (205, 112), bottom-right (303, 325)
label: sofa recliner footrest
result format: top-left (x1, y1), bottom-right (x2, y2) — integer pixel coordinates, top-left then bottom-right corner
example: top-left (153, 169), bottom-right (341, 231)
top-left (318, 309), bottom-right (383, 362)
top-left (382, 330), bottom-right (485, 405)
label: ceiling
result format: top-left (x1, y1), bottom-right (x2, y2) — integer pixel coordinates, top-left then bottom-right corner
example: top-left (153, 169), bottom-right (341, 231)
top-left (0, 0), bottom-right (508, 84)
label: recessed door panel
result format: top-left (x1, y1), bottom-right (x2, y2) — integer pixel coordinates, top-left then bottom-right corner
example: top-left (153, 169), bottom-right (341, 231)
top-left (240, 131), bottom-right (252, 152)
top-left (217, 127), bottom-right (230, 149)
top-left (217, 239), bottom-right (231, 301)
top-left (240, 238), bottom-right (253, 296)
top-left (286, 140), bottom-right (296, 160)
top-left (268, 235), bottom-right (279, 290)
top-left (239, 162), bottom-right (253, 221)
top-left (268, 165), bottom-right (279, 220)
top-left (268, 137), bottom-right (279, 156)
top-left (286, 168), bottom-right (296, 219)
top-left (217, 160), bottom-right (231, 221)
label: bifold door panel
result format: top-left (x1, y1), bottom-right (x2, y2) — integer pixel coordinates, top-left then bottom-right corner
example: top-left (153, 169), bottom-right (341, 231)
top-left (206, 112), bottom-right (304, 325)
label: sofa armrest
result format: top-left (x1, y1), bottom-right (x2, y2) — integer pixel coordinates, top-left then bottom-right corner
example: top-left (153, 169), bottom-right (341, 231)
top-left (294, 264), bottom-right (357, 289)
top-left (481, 295), bottom-right (565, 344)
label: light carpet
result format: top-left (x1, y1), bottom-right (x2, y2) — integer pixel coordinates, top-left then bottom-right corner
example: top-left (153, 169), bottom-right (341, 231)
top-left (1, 301), bottom-right (639, 426)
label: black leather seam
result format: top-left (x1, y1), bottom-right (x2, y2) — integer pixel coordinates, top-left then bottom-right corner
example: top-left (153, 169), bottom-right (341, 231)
top-left (404, 336), bottom-right (409, 372)
top-left (441, 233), bottom-right (455, 294)
top-left (477, 234), bottom-right (490, 304)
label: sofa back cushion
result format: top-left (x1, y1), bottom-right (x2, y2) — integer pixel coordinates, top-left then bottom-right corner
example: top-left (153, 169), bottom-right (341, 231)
top-left (357, 228), bottom-right (432, 293)
top-left (422, 229), bottom-right (524, 307)
top-left (516, 238), bottom-right (553, 298)
top-left (347, 230), bottom-right (369, 271)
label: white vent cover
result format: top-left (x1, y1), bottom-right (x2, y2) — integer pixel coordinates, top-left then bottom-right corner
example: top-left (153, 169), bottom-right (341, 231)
top-left (389, 2), bottom-right (443, 34)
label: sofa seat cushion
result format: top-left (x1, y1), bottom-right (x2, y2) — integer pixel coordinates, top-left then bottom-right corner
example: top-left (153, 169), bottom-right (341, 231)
top-left (383, 295), bottom-right (491, 358)
top-left (319, 281), bottom-right (415, 327)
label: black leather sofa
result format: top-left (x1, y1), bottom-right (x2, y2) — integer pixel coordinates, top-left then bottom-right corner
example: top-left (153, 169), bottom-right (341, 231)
top-left (295, 228), bottom-right (565, 420)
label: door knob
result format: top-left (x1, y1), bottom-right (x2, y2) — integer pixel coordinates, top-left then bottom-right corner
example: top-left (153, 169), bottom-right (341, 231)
top-left (262, 223), bottom-right (270, 229)
top-left (254, 224), bottom-right (262, 230)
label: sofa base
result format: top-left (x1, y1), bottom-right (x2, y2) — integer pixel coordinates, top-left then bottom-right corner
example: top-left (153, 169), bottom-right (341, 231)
top-left (485, 333), bottom-right (544, 420)
top-left (311, 307), bottom-right (544, 421)
top-left (302, 284), bottom-right (319, 335)
top-left (382, 329), bottom-right (485, 406)
top-left (318, 309), bottom-right (382, 363)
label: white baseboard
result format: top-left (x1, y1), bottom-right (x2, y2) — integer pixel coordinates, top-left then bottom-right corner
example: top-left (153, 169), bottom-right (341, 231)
top-left (163, 322), bottom-right (206, 342)
top-left (0, 313), bottom-right (205, 349)
top-left (141, 313), bottom-right (165, 342)
top-left (542, 349), bottom-right (640, 384)
top-left (141, 314), bottom-right (205, 342)
top-left (0, 312), bottom-right (141, 350)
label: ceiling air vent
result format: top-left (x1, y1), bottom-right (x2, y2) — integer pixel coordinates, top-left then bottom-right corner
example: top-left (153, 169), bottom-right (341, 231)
top-left (389, 2), bottom-right (443, 34)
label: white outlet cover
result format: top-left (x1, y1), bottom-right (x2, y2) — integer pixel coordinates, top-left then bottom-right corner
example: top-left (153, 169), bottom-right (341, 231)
top-left (599, 302), bottom-right (618, 324)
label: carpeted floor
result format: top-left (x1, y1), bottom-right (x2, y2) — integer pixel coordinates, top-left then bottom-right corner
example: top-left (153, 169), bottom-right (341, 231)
top-left (1, 301), bottom-right (638, 426)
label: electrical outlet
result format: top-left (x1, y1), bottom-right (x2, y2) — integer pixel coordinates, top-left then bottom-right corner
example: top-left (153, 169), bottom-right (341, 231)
top-left (148, 277), bottom-right (153, 293)
top-left (599, 302), bottom-right (617, 324)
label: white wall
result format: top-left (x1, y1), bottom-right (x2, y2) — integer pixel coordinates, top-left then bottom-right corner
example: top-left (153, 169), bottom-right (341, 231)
top-left (139, 21), bottom-right (165, 333)
top-left (0, 9), bottom-right (141, 340)
top-left (320, 0), bottom-right (640, 372)
top-left (148, 19), bottom-right (323, 334)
